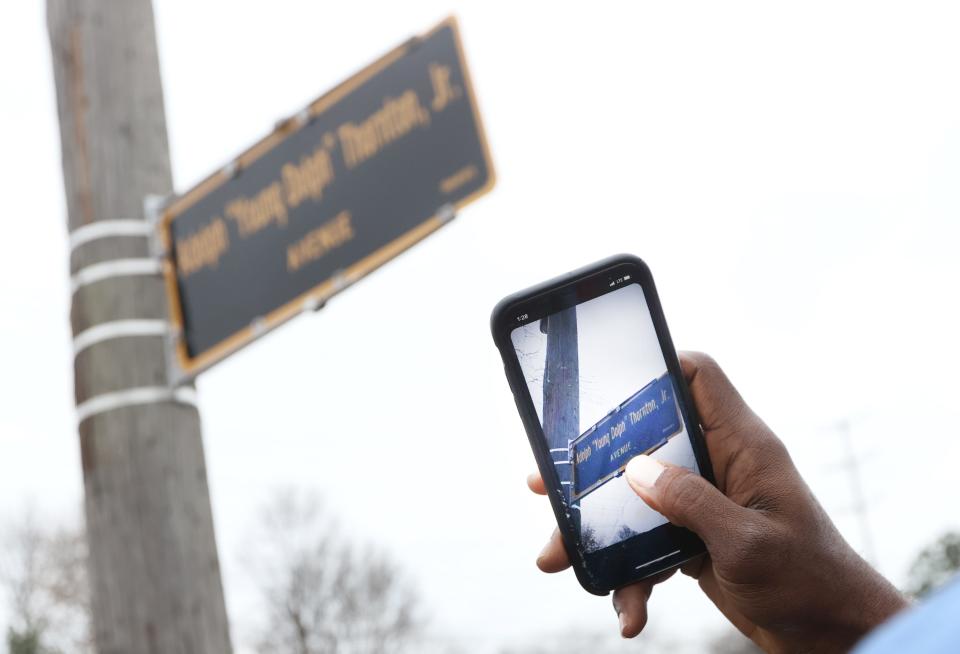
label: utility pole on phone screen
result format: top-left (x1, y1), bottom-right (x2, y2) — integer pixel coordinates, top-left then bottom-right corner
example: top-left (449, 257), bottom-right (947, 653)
top-left (542, 308), bottom-right (579, 509)
top-left (47, 1), bottom-right (232, 651)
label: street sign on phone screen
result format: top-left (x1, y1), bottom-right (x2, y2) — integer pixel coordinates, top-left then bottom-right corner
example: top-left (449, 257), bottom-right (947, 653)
top-left (570, 373), bottom-right (682, 500)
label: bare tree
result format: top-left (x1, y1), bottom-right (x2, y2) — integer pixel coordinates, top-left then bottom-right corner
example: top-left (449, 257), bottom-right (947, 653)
top-left (1, 511), bottom-right (93, 654)
top-left (247, 490), bottom-right (422, 654)
top-left (2, 511), bottom-right (46, 650)
top-left (905, 531), bottom-right (960, 599)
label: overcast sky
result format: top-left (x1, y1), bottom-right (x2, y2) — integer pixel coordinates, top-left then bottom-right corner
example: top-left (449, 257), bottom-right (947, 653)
top-left (2, 2), bottom-right (960, 652)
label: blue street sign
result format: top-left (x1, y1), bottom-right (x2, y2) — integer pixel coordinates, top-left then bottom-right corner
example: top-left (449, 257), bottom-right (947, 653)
top-left (570, 373), bottom-right (683, 501)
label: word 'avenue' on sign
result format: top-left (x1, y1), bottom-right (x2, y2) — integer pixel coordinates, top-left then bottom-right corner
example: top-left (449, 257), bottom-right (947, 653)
top-left (157, 16), bottom-right (495, 381)
top-left (569, 373), bottom-right (683, 501)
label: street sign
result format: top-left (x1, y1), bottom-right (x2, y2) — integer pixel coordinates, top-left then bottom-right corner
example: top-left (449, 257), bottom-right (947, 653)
top-left (569, 373), bottom-right (682, 501)
top-left (158, 16), bottom-right (494, 379)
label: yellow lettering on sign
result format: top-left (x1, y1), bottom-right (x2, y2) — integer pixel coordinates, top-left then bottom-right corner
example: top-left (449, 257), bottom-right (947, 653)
top-left (225, 182), bottom-right (288, 238)
top-left (337, 90), bottom-right (431, 169)
top-left (439, 164), bottom-right (477, 195)
top-left (429, 62), bottom-right (461, 112)
top-left (286, 211), bottom-right (354, 273)
top-left (282, 144), bottom-right (335, 210)
top-left (176, 218), bottom-right (229, 278)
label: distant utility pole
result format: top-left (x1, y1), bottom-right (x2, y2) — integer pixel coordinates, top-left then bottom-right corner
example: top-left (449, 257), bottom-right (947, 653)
top-left (47, 1), bottom-right (232, 652)
top-left (837, 419), bottom-right (877, 567)
top-left (542, 308), bottom-right (579, 505)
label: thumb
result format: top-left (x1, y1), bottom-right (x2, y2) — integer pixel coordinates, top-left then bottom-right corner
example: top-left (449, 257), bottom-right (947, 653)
top-left (624, 455), bottom-right (746, 545)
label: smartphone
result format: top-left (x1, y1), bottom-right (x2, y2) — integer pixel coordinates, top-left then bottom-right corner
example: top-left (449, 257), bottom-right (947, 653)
top-left (491, 254), bottom-right (715, 595)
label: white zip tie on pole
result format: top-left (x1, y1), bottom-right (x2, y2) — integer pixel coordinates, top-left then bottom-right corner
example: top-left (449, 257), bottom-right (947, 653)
top-left (73, 319), bottom-right (169, 355)
top-left (69, 219), bottom-right (153, 252)
top-left (75, 386), bottom-right (198, 424)
top-left (71, 258), bottom-right (163, 294)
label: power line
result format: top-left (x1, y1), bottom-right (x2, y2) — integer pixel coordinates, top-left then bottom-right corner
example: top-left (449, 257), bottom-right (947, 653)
top-left (836, 419), bottom-right (877, 567)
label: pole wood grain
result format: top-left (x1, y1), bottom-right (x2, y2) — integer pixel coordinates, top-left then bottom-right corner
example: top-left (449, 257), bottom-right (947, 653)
top-left (47, 1), bottom-right (232, 651)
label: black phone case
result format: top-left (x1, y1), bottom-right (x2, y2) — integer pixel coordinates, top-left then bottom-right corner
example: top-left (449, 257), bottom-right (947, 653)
top-left (490, 254), bottom-right (716, 595)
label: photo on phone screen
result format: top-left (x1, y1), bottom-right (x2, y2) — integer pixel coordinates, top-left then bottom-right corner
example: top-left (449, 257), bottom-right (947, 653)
top-left (510, 282), bottom-right (700, 557)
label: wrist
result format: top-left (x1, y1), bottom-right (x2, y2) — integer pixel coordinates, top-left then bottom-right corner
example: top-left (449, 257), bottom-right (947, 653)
top-left (822, 558), bottom-right (908, 651)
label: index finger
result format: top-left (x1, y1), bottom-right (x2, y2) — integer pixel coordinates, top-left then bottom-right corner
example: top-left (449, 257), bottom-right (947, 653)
top-left (612, 569), bottom-right (676, 638)
top-left (527, 471), bottom-right (547, 495)
top-left (678, 352), bottom-right (750, 433)
top-left (537, 527), bottom-right (571, 573)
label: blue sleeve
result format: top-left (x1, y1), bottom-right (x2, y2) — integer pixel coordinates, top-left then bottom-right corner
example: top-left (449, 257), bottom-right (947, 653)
top-left (854, 577), bottom-right (960, 654)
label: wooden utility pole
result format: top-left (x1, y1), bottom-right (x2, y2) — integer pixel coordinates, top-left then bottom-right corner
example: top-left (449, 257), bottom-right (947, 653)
top-left (47, 1), bottom-right (232, 652)
top-left (542, 308), bottom-right (579, 505)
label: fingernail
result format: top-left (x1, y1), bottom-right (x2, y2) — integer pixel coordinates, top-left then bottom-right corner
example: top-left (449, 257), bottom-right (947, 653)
top-left (536, 541), bottom-right (551, 565)
top-left (618, 611), bottom-right (628, 636)
top-left (625, 455), bottom-right (665, 490)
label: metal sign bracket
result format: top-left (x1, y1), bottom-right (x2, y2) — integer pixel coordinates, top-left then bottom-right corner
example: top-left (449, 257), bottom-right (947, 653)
top-left (144, 193), bottom-right (193, 388)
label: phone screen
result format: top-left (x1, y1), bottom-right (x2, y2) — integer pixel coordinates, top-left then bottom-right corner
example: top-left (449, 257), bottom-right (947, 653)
top-left (509, 280), bottom-right (702, 585)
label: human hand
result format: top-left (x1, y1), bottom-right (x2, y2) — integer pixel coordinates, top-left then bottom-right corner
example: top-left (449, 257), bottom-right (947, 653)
top-left (528, 352), bottom-right (907, 653)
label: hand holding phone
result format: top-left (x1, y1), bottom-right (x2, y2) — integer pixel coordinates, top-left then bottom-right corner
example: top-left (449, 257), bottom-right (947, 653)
top-left (515, 293), bottom-right (907, 651)
top-left (492, 255), bottom-right (715, 593)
